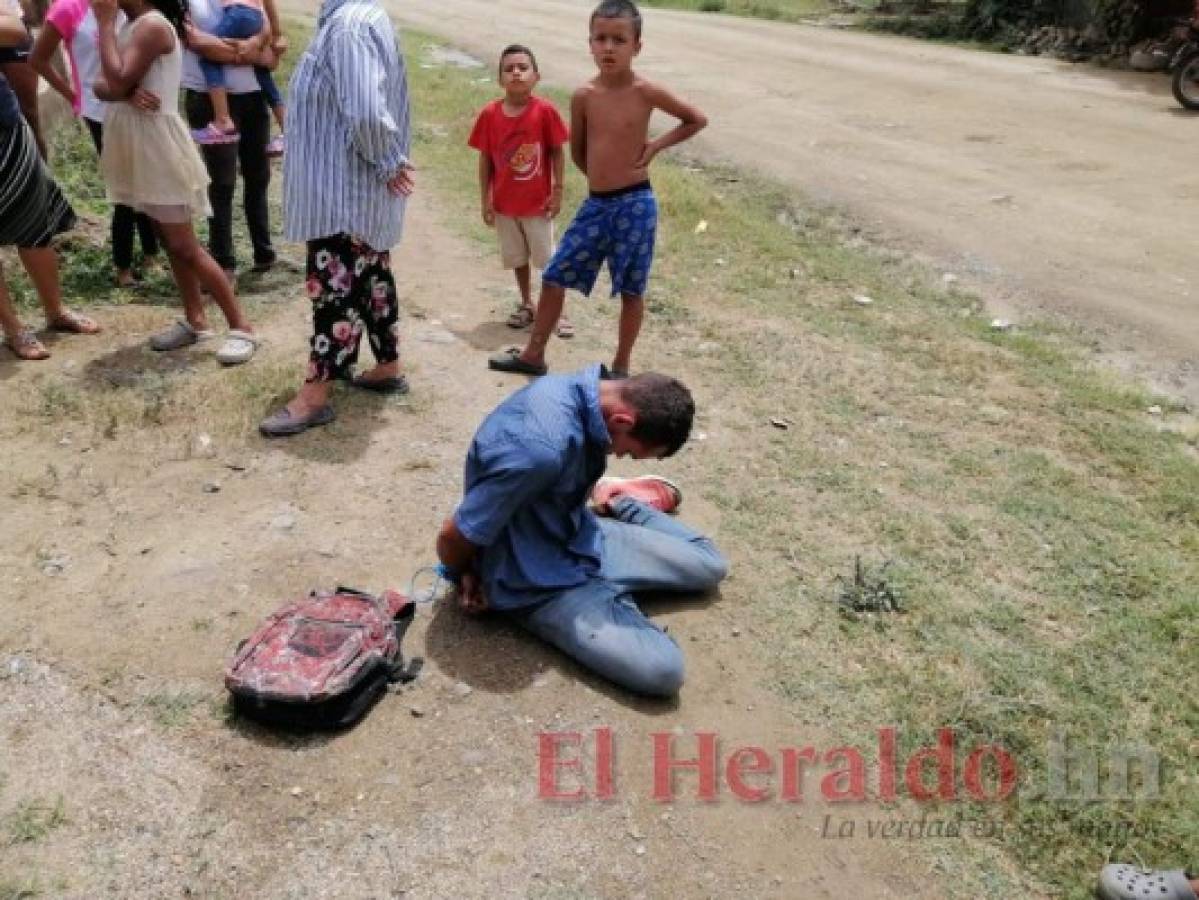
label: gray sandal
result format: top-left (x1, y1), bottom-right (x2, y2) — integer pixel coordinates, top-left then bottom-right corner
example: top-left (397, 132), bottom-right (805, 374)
top-left (350, 373), bottom-right (409, 394)
top-left (150, 319), bottom-right (214, 351)
top-left (258, 405), bottom-right (335, 438)
top-left (1097, 866), bottom-right (1198, 900)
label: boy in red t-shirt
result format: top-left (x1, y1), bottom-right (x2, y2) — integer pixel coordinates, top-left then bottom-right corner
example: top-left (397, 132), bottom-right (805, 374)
top-left (468, 45), bottom-right (572, 336)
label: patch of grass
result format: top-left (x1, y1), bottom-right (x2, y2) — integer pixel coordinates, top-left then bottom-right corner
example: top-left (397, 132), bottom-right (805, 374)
top-left (406, 31), bottom-right (1199, 898)
top-left (140, 691), bottom-right (208, 729)
top-left (0, 878), bottom-right (41, 900)
top-left (835, 555), bottom-right (903, 619)
top-left (640, 0), bottom-right (830, 21)
top-left (4, 797), bottom-right (67, 846)
top-left (209, 696), bottom-right (238, 726)
top-left (4, 19), bottom-right (317, 444)
top-left (36, 382), bottom-right (84, 419)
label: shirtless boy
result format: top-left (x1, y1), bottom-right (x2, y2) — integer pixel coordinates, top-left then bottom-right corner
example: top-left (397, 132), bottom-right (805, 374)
top-left (488, 0), bottom-right (706, 378)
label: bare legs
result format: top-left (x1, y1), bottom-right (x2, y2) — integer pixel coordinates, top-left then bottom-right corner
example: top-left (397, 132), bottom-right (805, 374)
top-left (208, 87), bottom-right (235, 135)
top-left (515, 281), bottom-right (565, 369)
top-left (612, 293), bottom-right (643, 376)
top-left (288, 379), bottom-right (332, 417)
top-left (514, 263), bottom-right (532, 312)
top-left (0, 263), bottom-right (43, 359)
top-left (0, 250), bottom-right (101, 360)
top-left (286, 362), bottom-right (399, 418)
top-left (19, 248), bottom-right (70, 325)
top-left (155, 220), bottom-right (253, 334)
top-left (510, 283), bottom-right (641, 375)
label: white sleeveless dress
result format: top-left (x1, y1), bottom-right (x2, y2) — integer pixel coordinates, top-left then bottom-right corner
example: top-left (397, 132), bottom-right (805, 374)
top-left (100, 10), bottom-right (210, 223)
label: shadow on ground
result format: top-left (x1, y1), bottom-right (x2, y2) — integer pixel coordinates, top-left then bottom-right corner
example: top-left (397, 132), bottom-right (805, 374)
top-left (454, 319), bottom-right (524, 352)
top-left (256, 390), bottom-right (405, 465)
top-left (422, 587), bottom-right (722, 714)
top-left (81, 341), bottom-right (206, 386)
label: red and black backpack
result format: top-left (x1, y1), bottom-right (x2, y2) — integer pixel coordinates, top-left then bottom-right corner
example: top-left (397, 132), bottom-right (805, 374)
top-left (225, 587), bottom-right (422, 730)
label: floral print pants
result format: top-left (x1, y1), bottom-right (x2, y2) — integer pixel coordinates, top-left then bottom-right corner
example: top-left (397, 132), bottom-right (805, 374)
top-left (305, 233), bottom-right (400, 382)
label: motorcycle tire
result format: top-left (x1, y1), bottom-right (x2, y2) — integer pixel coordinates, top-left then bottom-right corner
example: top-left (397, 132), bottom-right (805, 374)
top-left (1172, 52), bottom-right (1199, 110)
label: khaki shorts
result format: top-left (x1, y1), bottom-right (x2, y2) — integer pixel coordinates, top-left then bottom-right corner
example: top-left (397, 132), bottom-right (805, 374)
top-left (495, 214), bottom-right (554, 270)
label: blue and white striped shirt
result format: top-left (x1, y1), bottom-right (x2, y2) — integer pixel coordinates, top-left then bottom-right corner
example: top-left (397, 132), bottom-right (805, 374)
top-left (283, 0), bottom-right (411, 251)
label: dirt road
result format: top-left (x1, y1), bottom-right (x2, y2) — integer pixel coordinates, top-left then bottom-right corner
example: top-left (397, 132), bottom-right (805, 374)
top-left (386, 0), bottom-right (1199, 401)
top-left (1, 189), bottom-right (963, 898)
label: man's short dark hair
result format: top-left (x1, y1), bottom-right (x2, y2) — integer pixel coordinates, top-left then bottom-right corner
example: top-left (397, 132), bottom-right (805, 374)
top-left (590, 0), bottom-right (643, 40)
top-left (499, 43), bottom-right (538, 75)
top-left (621, 373), bottom-right (694, 457)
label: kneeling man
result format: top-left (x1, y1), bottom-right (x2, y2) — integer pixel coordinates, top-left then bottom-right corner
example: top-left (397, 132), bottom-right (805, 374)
top-left (437, 365), bottom-right (727, 697)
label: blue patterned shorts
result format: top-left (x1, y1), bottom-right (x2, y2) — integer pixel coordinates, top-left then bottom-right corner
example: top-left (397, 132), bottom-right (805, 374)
top-left (542, 183), bottom-right (657, 299)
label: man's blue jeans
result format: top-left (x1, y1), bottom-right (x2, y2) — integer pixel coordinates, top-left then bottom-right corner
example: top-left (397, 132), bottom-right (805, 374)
top-left (510, 497), bottom-right (728, 697)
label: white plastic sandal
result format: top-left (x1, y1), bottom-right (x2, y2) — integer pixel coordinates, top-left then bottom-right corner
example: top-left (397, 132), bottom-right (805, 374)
top-left (1097, 866), bottom-right (1199, 900)
top-left (215, 330), bottom-right (259, 366)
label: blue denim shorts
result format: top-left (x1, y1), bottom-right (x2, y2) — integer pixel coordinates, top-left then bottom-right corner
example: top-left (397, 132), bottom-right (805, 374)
top-left (542, 182), bottom-right (657, 299)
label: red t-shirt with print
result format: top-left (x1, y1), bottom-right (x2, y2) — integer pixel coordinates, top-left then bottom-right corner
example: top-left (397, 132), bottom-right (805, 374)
top-left (467, 96), bottom-right (569, 218)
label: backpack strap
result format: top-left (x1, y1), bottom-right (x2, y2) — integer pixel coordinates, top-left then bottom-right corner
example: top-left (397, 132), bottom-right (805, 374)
top-left (388, 599), bottom-right (423, 683)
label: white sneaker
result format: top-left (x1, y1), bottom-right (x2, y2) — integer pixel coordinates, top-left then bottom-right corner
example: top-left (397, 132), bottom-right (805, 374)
top-left (150, 319), bottom-right (214, 351)
top-left (215, 330), bottom-right (259, 366)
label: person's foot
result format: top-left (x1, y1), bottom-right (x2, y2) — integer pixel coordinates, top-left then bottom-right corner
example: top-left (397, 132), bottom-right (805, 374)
top-left (191, 123), bottom-right (240, 145)
top-left (265, 135), bottom-right (285, 158)
top-left (488, 347), bottom-right (547, 376)
top-left (350, 369), bottom-right (409, 394)
top-left (506, 304), bottom-right (535, 329)
top-left (215, 330), bottom-right (258, 366)
top-left (115, 268), bottom-right (139, 288)
top-left (4, 327), bottom-right (50, 360)
top-left (250, 252), bottom-right (277, 274)
top-left (1097, 865), bottom-right (1199, 900)
top-left (150, 319), bottom-right (214, 351)
top-left (259, 403), bottom-right (336, 438)
top-left (590, 476), bottom-right (683, 515)
top-left (47, 309), bottom-right (101, 334)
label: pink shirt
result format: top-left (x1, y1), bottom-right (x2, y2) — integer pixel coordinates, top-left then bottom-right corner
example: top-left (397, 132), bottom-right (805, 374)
top-left (44, 0), bottom-right (110, 119)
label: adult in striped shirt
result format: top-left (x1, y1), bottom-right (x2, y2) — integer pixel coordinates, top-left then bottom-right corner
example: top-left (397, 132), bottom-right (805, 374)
top-left (260, 0), bottom-right (414, 437)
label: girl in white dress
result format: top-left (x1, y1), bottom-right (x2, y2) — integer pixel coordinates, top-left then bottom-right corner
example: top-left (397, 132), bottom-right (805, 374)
top-left (92, 0), bottom-right (257, 364)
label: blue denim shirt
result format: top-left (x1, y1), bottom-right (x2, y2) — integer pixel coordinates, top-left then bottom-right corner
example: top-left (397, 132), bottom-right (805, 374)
top-left (454, 365), bottom-right (611, 611)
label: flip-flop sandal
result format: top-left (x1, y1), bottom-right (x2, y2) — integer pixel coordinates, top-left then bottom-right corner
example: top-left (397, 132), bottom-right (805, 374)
top-left (506, 305), bottom-right (535, 329)
top-left (350, 373), bottom-right (410, 394)
top-left (48, 310), bottom-right (101, 334)
top-left (556, 319), bottom-right (575, 339)
top-left (1098, 866), bottom-right (1198, 900)
top-left (191, 124), bottom-right (240, 145)
top-left (488, 347), bottom-right (547, 376)
top-left (4, 328), bottom-right (50, 360)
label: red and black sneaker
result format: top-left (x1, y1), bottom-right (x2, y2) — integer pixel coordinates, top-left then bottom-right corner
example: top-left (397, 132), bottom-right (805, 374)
top-left (591, 476), bottom-right (683, 515)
